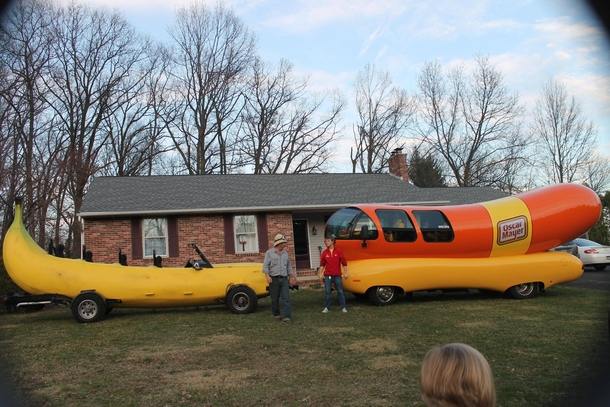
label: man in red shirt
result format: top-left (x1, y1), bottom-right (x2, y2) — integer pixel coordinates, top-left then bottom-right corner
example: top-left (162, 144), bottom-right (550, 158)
top-left (318, 236), bottom-right (349, 313)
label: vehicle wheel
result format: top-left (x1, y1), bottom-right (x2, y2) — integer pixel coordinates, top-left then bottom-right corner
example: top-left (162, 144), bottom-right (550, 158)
top-left (367, 286), bottom-right (398, 306)
top-left (226, 286), bottom-right (258, 314)
top-left (593, 264), bottom-right (607, 271)
top-left (506, 282), bottom-right (538, 299)
top-left (71, 292), bottom-right (106, 323)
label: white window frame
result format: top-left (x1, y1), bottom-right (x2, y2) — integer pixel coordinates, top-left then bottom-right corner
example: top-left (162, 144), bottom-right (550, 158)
top-left (143, 218), bottom-right (169, 258)
top-left (234, 215), bottom-right (258, 253)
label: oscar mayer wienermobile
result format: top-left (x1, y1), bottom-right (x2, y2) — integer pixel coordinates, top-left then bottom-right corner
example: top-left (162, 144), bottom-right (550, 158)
top-left (324, 183), bottom-right (601, 305)
top-left (2, 198), bottom-right (270, 323)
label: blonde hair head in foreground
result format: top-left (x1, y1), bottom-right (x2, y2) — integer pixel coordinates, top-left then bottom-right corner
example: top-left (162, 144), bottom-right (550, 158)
top-left (419, 343), bottom-right (496, 407)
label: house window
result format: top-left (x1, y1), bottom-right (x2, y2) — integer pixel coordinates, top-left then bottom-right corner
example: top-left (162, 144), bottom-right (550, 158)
top-left (234, 215), bottom-right (258, 253)
top-left (143, 218), bottom-right (168, 257)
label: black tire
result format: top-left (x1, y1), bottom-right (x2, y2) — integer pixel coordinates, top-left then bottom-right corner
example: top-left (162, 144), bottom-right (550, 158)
top-left (506, 282), bottom-right (538, 299)
top-left (367, 286), bottom-right (398, 306)
top-left (593, 264), bottom-right (607, 271)
top-left (71, 292), bottom-right (106, 323)
top-left (226, 286), bottom-right (258, 314)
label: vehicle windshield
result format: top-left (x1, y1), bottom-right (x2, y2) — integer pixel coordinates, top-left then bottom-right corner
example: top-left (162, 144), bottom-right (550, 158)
top-left (574, 238), bottom-right (602, 247)
top-left (325, 207), bottom-right (378, 240)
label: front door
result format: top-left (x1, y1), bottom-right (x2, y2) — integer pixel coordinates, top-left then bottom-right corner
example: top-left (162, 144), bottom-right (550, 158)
top-left (292, 219), bottom-right (310, 269)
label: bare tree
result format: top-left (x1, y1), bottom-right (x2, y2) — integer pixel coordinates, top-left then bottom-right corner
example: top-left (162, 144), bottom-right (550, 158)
top-left (240, 58), bottom-right (344, 174)
top-left (416, 56), bottom-right (527, 187)
top-left (99, 42), bottom-right (174, 177)
top-left (273, 89), bottom-right (345, 174)
top-left (531, 78), bottom-right (597, 184)
top-left (351, 63), bottom-right (413, 174)
top-left (43, 2), bottom-right (148, 256)
top-left (582, 152), bottom-right (610, 194)
top-left (0, 0), bottom-right (60, 246)
top-left (167, 1), bottom-right (256, 175)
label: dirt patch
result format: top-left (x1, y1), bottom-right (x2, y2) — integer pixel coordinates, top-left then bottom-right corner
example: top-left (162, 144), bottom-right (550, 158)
top-left (370, 355), bottom-right (413, 370)
top-left (317, 326), bottom-right (355, 334)
top-left (345, 339), bottom-right (399, 353)
top-left (169, 368), bottom-right (252, 390)
top-left (459, 321), bottom-right (493, 328)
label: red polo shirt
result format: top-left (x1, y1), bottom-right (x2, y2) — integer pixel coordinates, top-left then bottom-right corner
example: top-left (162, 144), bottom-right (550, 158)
top-left (320, 246), bottom-right (347, 277)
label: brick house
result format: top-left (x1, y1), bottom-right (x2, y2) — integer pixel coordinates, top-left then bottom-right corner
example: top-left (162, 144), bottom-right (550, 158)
top-left (78, 150), bottom-right (507, 283)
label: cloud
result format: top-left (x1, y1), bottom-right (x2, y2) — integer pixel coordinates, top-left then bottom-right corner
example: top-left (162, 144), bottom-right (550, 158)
top-left (55, 0), bottom-right (193, 12)
top-left (259, 0), bottom-right (411, 32)
top-left (294, 68), bottom-right (355, 94)
top-left (557, 72), bottom-right (610, 115)
top-left (359, 26), bottom-right (384, 57)
top-left (481, 19), bottom-right (523, 30)
top-left (534, 17), bottom-right (603, 42)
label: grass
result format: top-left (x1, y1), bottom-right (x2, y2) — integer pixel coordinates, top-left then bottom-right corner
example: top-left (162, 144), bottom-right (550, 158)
top-left (0, 286), bottom-right (609, 407)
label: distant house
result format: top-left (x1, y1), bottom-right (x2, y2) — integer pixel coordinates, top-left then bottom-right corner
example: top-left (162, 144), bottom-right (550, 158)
top-left (78, 150), bottom-right (507, 283)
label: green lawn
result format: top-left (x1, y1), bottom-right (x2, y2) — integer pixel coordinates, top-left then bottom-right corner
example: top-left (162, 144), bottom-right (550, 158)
top-left (0, 286), bottom-right (608, 407)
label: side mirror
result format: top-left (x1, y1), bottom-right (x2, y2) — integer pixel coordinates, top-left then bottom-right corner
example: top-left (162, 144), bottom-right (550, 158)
top-left (360, 225), bottom-right (369, 248)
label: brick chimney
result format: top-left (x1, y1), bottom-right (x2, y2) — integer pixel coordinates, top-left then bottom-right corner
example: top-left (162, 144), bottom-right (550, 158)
top-left (388, 148), bottom-right (409, 182)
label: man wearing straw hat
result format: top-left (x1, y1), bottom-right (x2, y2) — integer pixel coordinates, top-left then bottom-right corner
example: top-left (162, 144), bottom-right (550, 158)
top-left (263, 233), bottom-right (297, 324)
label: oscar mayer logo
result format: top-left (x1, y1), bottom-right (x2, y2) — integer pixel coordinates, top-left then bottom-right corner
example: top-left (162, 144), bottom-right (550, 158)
top-left (497, 216), bottom-right (528, 245)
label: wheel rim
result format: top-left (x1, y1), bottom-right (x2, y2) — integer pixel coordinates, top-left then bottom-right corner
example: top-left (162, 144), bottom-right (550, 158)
top-left (514, 283), bottom-right (534, 296)
top-left (77, 299), bottom-right (99, 320)
top-left (231, 292), bottom-right (251, 311)
top-left (376, 287), bottom-right (395, 303)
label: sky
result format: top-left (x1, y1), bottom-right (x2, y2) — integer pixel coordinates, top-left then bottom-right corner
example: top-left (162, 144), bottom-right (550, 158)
top-left (53, 0), bottom-right (610, 173)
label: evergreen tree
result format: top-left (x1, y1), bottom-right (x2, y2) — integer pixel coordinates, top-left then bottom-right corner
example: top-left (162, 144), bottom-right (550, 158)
top-left (588, 191), bottom-right (610, 245)
top-left (408, 148), bottom-right (446, 187)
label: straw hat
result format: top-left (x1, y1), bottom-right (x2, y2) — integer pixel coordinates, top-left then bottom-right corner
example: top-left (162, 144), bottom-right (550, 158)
top-left (273, 234), bottom-right (287, 246)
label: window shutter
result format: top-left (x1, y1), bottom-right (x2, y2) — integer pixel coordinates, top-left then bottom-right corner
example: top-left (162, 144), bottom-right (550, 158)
top-left (168, 217), bottom-right (179, 257)
top-left (224, 215), bottom-right (235, 254)
top-left (257, 213), bottom-right (268, 252)
top-left (131, 218), bottom-right (143, 259)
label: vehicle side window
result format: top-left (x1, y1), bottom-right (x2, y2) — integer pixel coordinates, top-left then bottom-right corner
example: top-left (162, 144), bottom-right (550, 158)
top-left (376, 209), bottom-right (416, 242)
top-left (352, 213), bottom-right (378, 240)
top-left (413, 210), bottom-right (454, 243)
top-left (325, 208), bottom-right (378, 240)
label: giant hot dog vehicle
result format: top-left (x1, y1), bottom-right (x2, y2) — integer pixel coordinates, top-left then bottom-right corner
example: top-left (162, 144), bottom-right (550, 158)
top-left (323, 183), bottom-right (601, 305)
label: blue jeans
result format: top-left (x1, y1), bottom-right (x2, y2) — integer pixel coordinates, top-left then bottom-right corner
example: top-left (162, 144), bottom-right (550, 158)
top-left (324, 275), bottom-right (346, 310)
top-left (269, 276), bottom-right (291, 319)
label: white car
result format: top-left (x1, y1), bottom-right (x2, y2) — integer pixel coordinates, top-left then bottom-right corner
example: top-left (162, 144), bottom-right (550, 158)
top-left (552, 238), bottom-right (610, 271)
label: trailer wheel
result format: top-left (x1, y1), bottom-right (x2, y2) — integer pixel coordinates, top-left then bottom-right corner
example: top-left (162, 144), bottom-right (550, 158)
top-left (367, 286), bottom-right (398, 306)
top-left (71, 292), bottom-right (106, 323)
top-left (226, 286), bottom-right (257, 314)
top-left (506, 282), bottom-right (538, 299)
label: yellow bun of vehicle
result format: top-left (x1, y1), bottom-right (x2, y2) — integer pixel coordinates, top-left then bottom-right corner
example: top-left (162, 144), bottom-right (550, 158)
top-left (3, 198), bottom-right (269, 322)
top-left (344, 253), bottom-right (583, 305)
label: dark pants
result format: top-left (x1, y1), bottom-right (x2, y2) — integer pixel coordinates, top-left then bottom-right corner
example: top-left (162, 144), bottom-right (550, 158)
top-left (269, 276), bottom-right (291, 319)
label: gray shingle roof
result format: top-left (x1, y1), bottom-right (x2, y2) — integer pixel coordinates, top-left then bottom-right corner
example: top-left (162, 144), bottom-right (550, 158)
top-left (79, 173), bottom-right (508, 217)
